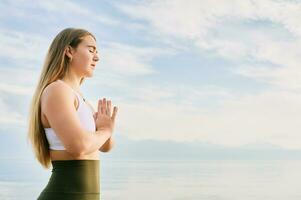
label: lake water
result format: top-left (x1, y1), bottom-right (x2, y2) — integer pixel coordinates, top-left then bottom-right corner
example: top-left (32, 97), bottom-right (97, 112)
top-left (0, 158), bottom-right (301, 200)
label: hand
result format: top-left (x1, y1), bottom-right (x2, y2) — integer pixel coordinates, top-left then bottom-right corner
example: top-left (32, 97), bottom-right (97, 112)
top-left (93, 98), bottom-right (118, 134)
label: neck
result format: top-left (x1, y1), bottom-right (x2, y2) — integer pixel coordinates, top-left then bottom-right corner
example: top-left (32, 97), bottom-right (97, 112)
top-left (61, 75), bottom-right (82, 92)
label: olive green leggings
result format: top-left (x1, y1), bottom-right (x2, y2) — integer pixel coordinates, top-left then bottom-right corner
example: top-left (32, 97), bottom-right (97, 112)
top-left (37, 160), bottom-right (100, 200)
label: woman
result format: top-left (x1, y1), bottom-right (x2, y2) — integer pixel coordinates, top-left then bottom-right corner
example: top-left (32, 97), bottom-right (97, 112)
top-left (27, 28), bottom-right (118, 200)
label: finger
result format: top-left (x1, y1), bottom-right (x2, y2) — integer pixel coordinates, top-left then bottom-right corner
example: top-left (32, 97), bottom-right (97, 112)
top-left (104, 98), bottom-right (108, 115)
top-left (102, 98), bottom-right (106, 114)
top-left (107, 100), bottom-right (111, 116)
top-left (98, 99), bottom-right (102, 115)
top-left (93, 112), bottom-right (98, 120)
top-left (111, 106), bottom-right (118, 121)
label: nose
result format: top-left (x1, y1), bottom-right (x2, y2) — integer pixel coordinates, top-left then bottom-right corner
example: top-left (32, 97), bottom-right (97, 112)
top-left (93, 53), bottom-right (99, 62)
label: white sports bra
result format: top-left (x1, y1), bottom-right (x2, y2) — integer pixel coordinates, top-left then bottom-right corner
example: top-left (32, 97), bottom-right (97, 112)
top-left (44, 80), bottom-right (96, 150)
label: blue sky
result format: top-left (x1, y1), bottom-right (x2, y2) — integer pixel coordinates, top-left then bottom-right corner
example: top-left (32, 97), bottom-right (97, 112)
top-left (0, 0), bottom-right (301, 153)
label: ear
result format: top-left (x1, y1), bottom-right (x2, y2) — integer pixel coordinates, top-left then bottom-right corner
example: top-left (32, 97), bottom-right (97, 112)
top-left (65, 45), bottom-right (74, 60)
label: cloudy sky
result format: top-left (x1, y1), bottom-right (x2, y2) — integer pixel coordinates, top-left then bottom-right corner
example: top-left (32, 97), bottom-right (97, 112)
top-left (0, 0), bottom-right (301, 151)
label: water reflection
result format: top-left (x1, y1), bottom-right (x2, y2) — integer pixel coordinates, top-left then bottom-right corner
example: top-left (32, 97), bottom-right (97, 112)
top-left (1, 159), bottom-right (301, 200)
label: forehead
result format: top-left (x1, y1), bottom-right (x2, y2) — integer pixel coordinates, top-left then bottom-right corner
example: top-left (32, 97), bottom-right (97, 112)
top-left (80, 35), bottom-right (97, 47)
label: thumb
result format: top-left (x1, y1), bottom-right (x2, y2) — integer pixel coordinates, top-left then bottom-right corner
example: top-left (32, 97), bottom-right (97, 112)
top-left (93, 112), bottom-right (98, 121)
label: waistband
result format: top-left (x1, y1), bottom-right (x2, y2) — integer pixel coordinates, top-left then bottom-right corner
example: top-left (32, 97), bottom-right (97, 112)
top-left (41, 159), bottom-right (100, 195)
top-left (51, 159), bottom-right (99, 167)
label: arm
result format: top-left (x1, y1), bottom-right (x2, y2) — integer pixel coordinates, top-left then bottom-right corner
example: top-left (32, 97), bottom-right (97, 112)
top-left (93, 102), bottom-right (117, 153)
top-left (87, 97), bottom-right (118, 154)
top-left (42, 82), bottom-right (113, 157)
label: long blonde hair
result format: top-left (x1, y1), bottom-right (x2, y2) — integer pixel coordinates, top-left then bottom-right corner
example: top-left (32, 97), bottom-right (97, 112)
top-left (27, 28), bottom-right (96, 168)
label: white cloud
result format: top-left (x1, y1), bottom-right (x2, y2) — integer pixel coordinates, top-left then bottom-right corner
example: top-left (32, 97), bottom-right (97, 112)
top-left (118, 0), bottom-right (301, 40)
top-left (0, 94), bottom-right (26, 127)
top-left (97, 42), bottom-right (176, 76)
top-left (99, 43), bottom-right (155, 75)
top-left (0, 0), bottom-right (122, 27)
top-left (0, 83), bottom-right (33, 95)
top-left (2, 0), bottom-right (301, 151)
top-left (37, 0), bottom-right (122, 26)
top-left (95, 0), bottom-right (301, 150)
top-left (118, 0), bottom-right (301, 89)
top-left (0, 29), bottom-right (49, 63)
top-left (200, 90), bottom-right (301, 148)
top-left (235, 39), bottom-right (301, 90)
top-left (113, 89), bottom-right (301, 149)
top-left (0, 67), bottom-right (40, 87)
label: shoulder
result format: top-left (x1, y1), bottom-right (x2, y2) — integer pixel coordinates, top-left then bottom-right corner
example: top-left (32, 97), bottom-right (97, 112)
top-left (41, 80), bottom-right (75, 109)
top-left (42, 80), bottom-right (72, 98)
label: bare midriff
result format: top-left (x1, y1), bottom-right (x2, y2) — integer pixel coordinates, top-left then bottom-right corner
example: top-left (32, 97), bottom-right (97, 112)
top-left (50, 150), bottom-right (99, 161)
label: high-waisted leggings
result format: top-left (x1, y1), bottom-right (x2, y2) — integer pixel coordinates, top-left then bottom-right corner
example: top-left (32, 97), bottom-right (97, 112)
top-left (37, 160), bottom-right (100, 200)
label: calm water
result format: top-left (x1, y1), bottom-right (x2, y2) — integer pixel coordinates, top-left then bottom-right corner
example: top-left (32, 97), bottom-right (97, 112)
top-left (0, 158), bottom-right (301, 200)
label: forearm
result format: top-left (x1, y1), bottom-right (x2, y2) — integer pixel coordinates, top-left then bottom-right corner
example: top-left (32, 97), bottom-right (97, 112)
top-left (81, 129), bottom-right (112, 155)
top-left (99, 137), bottom-right (115, 152)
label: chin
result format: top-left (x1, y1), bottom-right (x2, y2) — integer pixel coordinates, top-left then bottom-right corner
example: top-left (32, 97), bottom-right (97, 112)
top-left (85, 71), bottom-right (94, 77)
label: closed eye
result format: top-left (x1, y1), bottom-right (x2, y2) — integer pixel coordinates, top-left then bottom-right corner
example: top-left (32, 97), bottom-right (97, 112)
top-left (86, 45), bottom-right (98, 54)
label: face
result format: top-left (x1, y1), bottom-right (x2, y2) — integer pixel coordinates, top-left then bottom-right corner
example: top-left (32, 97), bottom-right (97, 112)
top-left (69, 35), bottom-right (99, 78)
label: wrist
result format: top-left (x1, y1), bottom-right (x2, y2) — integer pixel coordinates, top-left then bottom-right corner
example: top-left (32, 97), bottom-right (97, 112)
top-left (96, 128), bottom-right (112, 136)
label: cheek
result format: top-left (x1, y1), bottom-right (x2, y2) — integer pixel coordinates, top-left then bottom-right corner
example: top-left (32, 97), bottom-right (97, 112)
top-left (74, 52), bottom-right (92, 66)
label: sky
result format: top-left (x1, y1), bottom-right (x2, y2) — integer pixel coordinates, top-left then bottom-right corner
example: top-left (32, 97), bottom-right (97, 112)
top-left (0, 0), bottom-right (301, 153)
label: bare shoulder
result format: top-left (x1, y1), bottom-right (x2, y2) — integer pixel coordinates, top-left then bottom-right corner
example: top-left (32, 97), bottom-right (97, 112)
top-left (41, 80), bottom-right (75, 112)
top-left (39, 80), bottom-right (89, 157)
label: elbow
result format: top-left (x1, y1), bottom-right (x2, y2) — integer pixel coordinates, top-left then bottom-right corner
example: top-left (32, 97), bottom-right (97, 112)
top-left (67, 146), bottom-right (86, 158)
top-left (100, 139), bottom-right (115, 153)
top-left (66, 140), bottom-right (90, 158)
top-left (70, 150), bottom-right (86, 159)
top-left (99, 147), bottom-right (111, 153)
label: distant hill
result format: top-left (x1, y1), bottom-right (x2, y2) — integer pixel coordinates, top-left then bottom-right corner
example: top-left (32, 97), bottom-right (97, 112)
top-left (106, 134), bottom-right (301, 160)
top-left (1, 129), bottom-right (301, 160)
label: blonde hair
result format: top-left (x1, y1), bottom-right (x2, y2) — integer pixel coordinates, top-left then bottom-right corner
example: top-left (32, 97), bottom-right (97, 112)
top-left (27, 28), bottom-right (96, 168)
